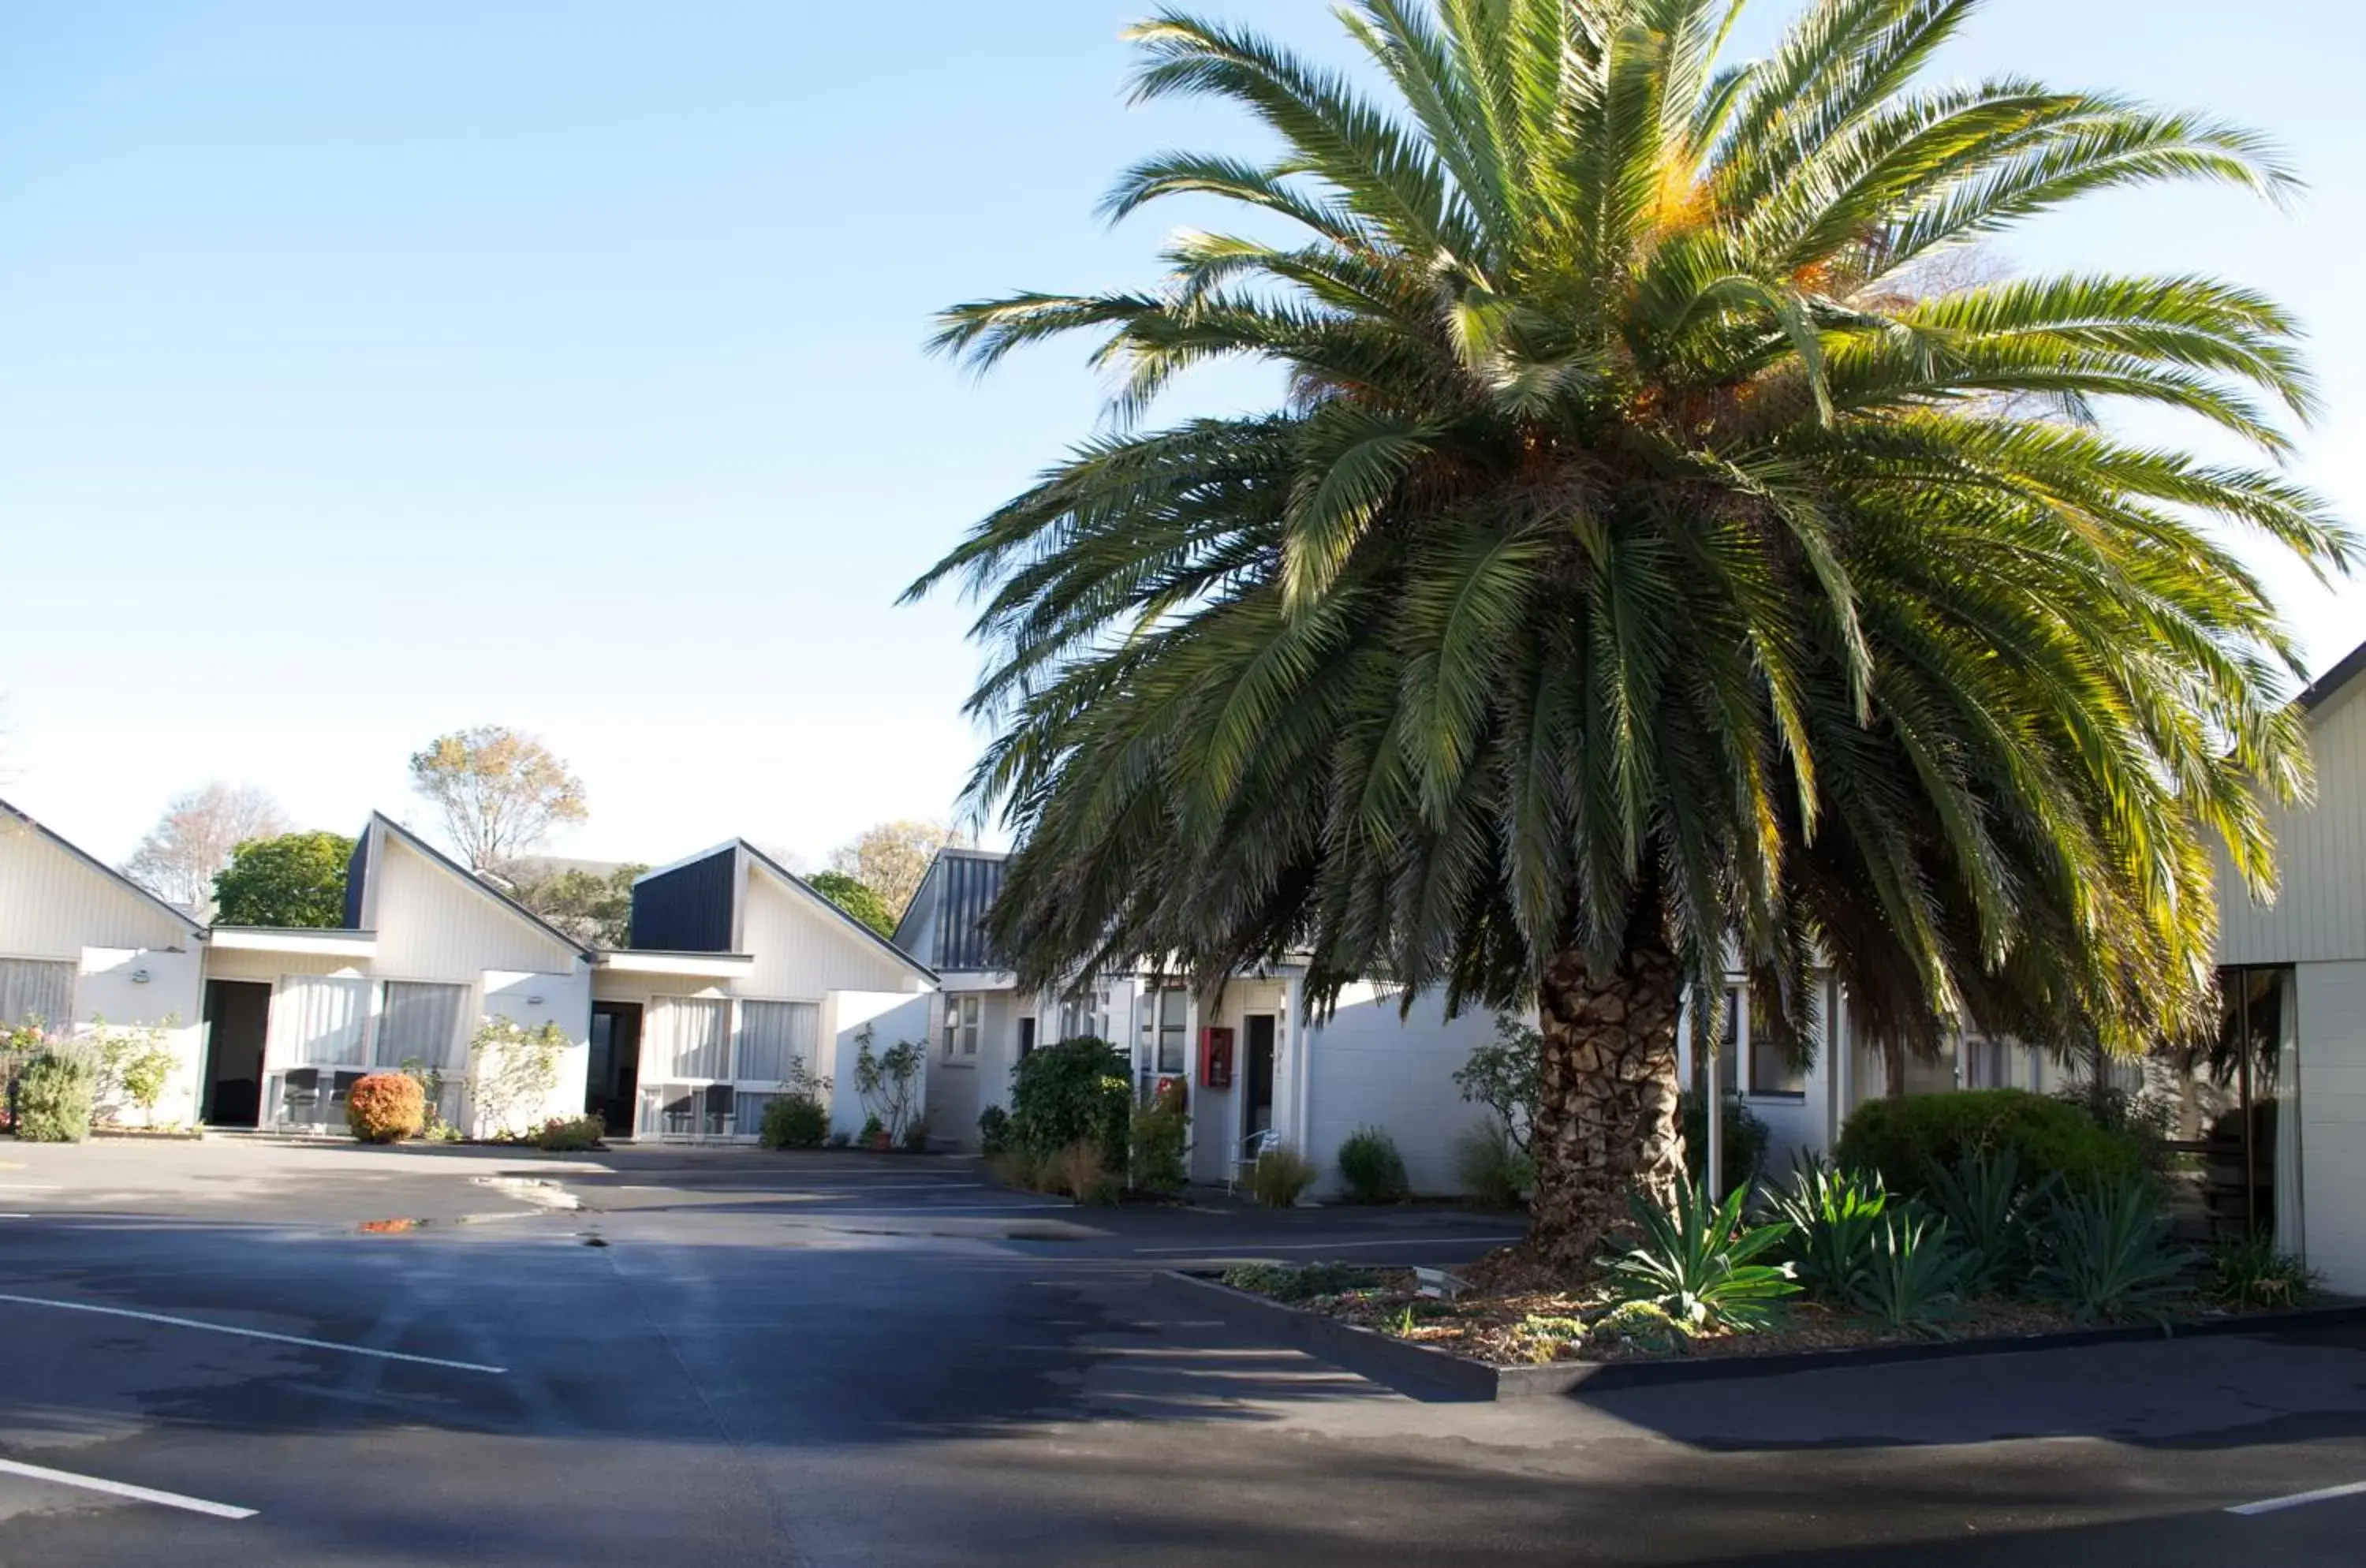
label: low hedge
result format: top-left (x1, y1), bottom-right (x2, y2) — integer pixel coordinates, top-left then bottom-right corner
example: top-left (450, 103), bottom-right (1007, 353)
top-left (1838, 1088), bottom-right (2145, 1197)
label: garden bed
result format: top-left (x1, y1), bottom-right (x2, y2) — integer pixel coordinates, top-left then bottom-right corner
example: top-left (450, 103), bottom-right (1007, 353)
top-left (1169, 1255), bottom-right (2366, 1400)
top-left (90, 1125), bottom-right (207, 1142)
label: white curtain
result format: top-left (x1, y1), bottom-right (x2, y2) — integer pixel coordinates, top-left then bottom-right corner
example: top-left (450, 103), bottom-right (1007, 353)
top-left (2275, 968), bottom-right (2305, 1257)
top-left (280, 976), bottom-right (370, 1067)
top-left (0, 959), bottom-right (75, 1032)
top-left (737, 1000), bottom-right (818, 1084)
top-left (654, 996), bottom-right (730, 1081)
top-left (375, 981), bottom-right (469, 1071)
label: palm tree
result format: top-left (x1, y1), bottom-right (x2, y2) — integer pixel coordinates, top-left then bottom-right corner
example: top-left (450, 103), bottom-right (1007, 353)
top-left (909, 0), bottom-right (2353, 1265)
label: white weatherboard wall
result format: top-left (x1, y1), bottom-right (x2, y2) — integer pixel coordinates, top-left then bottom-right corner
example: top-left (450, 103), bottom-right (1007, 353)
top-left (742, 863), bottom-right (930, 996)
top-left (483, 968), bottom-right (595, 1131)
top-left (371, 831), bottom-right (582, 980)
top-left (823, 991), bottom-right (938, 1140)
top-left (78, 945), bottom-right (207, 1126)
top-left (2296, 960), bottom-right (2366, 1291)
top-left (0, 821), bottom-right (207, 1126)
top-left (1301, 985), bottom-right (1498, 1197)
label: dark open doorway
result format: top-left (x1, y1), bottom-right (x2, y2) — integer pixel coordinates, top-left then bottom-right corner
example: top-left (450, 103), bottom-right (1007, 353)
top-left (588, 1002), bottom-right (644, 1137)
top-left (1245, 1014), bottom-right (1277, 1137)
top-left (201, 980), bottom-right (272, 1128)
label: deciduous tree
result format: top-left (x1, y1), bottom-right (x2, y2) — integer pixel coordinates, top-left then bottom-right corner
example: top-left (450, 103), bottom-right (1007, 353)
top-left (828, 820), bottom-right (968, 919)
top-left (408, 726), bottom-right (588, 873)
top-left (122, 783), bottom-right (288, 917)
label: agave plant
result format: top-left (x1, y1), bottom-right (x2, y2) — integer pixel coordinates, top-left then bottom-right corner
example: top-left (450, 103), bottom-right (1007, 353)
top-left (1849, 1210), bottom-right (1978, 1338)
top-left (1924, 1146), bottom-right (2054, 1296)
top-left (1771, 1157), bottom-right (1890, 1302)
top-left (912, 0), bottom-right (2354, 1265)
top-left (2027, 1175), bottom-right (2196, 1324)
top-left (1603, 1173), bottom-right (1798, 1333)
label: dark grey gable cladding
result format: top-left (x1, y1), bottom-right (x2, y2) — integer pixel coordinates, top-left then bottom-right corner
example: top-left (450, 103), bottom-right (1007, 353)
top-left (631, 847), bottom-right (737, 952)
top-left (341, 831), bottom-right (371, 931)
top-left (892, 849), bottom-right (1008, 973)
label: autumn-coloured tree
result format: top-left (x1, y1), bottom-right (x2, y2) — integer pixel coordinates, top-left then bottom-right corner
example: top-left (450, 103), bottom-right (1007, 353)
top-left (828, 820), bottom-right (970, 919)
top-left (408, 726), bottom-right (588, 874)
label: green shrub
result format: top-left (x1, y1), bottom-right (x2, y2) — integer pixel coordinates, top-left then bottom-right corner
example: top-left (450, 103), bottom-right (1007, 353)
top-left (345, 1071), bottom-right (425, 1144)
top-left (1007, 1037), bottom-right (1130, 1161)
top-left (533, 1114), bottom-right (606, 1152)
top-left (900, 1116), bottom-right (930, 1152)
top-left (1924, 1146), bottom-right (2054, 1296)
top-left (14, 1047), bottom-right (96, 1143)
top-left (760, 1095), bottom-right (830, 1150)
top-left (1603, 1174), bottom-right (1799, 1334)
top-left (976, 1104), bottom-right (1013, 1157)
top-left (1128, 1080), bottom-right (1189, 1193)
top-left (1771, 1159), bottom-right (1891, 1303)
top-left (1849, 1211), bottom-right (1978, 1338)
top-left (1335, 1125), bottom-right (1410, 1203)
top-left (1251, 1144), bottom-right (1319, 1208)
top-left (2026, 1174), bottom-right (2196, 1324)
top-left (1220, 1262), bottom-right (1384, 1301)
top-left (1678, 1092), bottom-right (1770, 1196)
top-left (1453, 1118), bottom-right (1531, 1206)
top-left (1453, 1014), bottom-right (1539, 1158)
top-left (2204, 1234), bottom-right (2319, 1312)
top-left (1838, 1089), bottom-right (2145, 1200)
top-left (859, 1114), bottom-right (886, 1145)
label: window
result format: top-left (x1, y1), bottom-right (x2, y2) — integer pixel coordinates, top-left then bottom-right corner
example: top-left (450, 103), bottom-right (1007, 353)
top-left (1017, 1016), bottom-right (1037, 1059)
top-left (1748, 992), bottom-right (1807, 1098)
top-left (1691, 987), bottom-right (1740, 1097)
top-left (942, 995), bottom-right (980, 1061)
top-left (738, 1000), bottom-right (819, 1084)
top-left (1139, 986), bottom-right (1187, 1081)
top-left (652, 996), bottom-right (730, 1081)
top-left (1056, 987), bottom-right (1110, 1042)
top-left (282, 976), bottom-right (371, 1067)
top-left (375, 981), bottom-right (468, 1072)
top-left (1962, 1036), bottom-right (2029, 1091)
top-left (0, 958), bottom-right (74, 1032)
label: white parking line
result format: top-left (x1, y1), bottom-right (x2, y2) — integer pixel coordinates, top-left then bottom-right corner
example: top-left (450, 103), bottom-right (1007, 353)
top-left (2227, 1480), bottom-right (2366, 1516)
top-left (0, 1293), bottom-right (506, 1375)
top-left (0, 1184), bottom-right (61, 1191)
top-left (0, 1457), bottom-right (256, 1519)
top-left (1133, 1234), bottom-right (1524, 1255)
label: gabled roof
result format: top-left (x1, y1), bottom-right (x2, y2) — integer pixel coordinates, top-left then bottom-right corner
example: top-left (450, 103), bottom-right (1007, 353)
top-left (737, 841), bottom-right (940, 987)
top-left (2298, 635), bottom-right (2366, 713)
top-left (0, 797), bottom-right (207, 943)
top-left (363, 813), bottom-right (597, 961)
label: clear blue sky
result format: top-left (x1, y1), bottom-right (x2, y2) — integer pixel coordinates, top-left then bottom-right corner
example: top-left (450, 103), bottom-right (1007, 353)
top-left (3, 0), bottom-right (2362, 868)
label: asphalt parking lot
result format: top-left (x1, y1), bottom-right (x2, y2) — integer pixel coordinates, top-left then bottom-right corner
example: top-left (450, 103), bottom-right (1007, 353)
top-left (1, 1137), bottom-right (2363, 1566)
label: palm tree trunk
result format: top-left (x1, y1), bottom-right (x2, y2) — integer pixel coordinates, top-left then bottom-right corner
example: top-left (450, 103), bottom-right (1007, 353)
top-left (1528, 941), bottom-right (1687, 1271)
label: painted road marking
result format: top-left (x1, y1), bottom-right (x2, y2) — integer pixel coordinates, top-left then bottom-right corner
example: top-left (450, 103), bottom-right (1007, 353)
top-left (0, 1293), bottom-right (506, 1375)
top-left (2227, 1480), bottom-right (2366, 1516)
top-left (0, 1457), bottom-right (256, 1519)
top-left (0, 1183), bottom-right (61, 1190)
top-left (1133, 1234), bottom-right (1525, 1255)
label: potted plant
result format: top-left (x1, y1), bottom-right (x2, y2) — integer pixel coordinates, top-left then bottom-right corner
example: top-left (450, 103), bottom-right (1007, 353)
top-left (861, 1114), bottom-right (890, 1151)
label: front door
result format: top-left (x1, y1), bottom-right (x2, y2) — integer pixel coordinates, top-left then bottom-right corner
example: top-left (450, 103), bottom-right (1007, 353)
top-left (200, 980), bottom-right (273, 1128)
top-left (1245, 1014), bottom-right (1277, 1138)
top-left (588, 1002), bottom-right (644, 1137)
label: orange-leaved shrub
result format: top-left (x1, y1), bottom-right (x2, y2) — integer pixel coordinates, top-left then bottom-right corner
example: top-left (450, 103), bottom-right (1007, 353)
top-left (346, 1072), bottom-right (426, 1144)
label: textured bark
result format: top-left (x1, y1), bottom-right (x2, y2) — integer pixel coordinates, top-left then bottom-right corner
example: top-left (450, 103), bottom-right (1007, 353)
top-left (1528, 942), bottom-right (1687, 1271)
